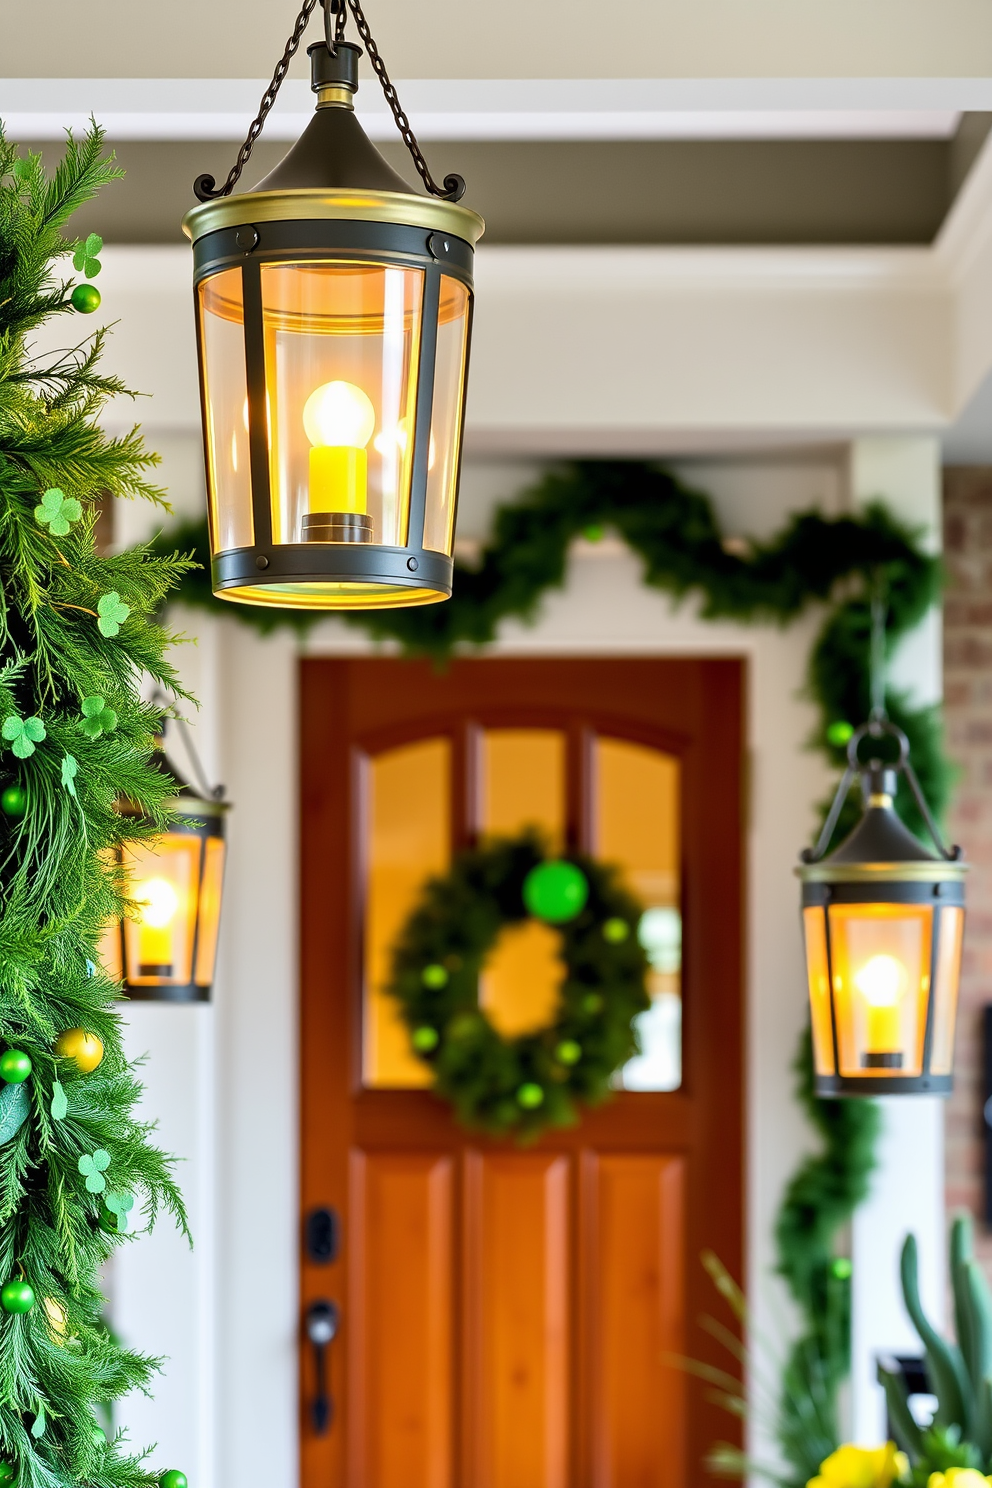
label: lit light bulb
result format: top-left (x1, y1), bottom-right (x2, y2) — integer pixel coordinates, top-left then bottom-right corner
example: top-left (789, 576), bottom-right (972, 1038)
top-left (135, 877), bottom-right (179, 928)
top-left (854, 954), bottom-right (903, 1005)
top-left (855, 952), bottom-right (904, 1054)
top-left (133, 875), bottom-right (180, 973)
top-left (302, 381), bottom-right (376, 518)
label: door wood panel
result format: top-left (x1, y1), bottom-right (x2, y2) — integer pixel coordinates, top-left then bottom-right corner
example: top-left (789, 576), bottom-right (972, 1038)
top-left (299, 656), bottom-right (745, 1488)
top-left (349, 1153), bottom-right (454, 1488)
top-left (464, 1153), bottom-right (570, 1488)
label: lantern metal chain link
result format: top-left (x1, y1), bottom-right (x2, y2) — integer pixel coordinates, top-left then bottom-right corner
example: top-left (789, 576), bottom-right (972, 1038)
top-left (193, 0), bottom-right (465, 203)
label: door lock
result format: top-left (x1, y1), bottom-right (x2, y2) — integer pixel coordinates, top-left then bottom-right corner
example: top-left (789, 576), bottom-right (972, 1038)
top-left (304, 1299), bottom-right (339, 1435)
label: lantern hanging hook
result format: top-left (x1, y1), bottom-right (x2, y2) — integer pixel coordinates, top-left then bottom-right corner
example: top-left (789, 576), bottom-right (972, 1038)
top-left (192, 0), bottom-right (466, 203)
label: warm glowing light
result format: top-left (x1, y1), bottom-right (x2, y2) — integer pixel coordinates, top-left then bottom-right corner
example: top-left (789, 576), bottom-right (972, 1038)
top-left (372, 419), bottom-right (436, 470)
top-left (303, 381), bottom-right (375, 449)
top-left (135, 877), bottom-right (180, 929)
top-left (854, 953), bottom-right (903, 1006)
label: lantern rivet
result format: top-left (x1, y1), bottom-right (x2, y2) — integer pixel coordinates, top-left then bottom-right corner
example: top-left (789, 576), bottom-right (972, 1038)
top-left (407, 556), bottom-right (419, 571)
top-left (236, 225), bottom-right (259, 252)
top-left (256, 555), bottom-right (270, 570)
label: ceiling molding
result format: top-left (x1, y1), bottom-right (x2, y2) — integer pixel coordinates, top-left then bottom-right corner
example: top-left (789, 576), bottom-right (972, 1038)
top-left (0, 77), bottom-right (979, 143)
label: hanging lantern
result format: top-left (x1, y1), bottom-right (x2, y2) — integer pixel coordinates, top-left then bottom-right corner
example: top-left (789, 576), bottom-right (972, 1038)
top-left (182, 0), bottom-right (484, 611)
top-left (102, 739), bottom-right (229, 1003)
top-left (798, 720), bottom-right (965, 1096)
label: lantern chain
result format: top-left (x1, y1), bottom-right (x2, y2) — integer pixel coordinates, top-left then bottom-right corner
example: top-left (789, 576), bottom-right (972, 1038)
top-left (193, 0), bottom-right (465, 204)
top-left (869, 574), bottom-right (887, 723)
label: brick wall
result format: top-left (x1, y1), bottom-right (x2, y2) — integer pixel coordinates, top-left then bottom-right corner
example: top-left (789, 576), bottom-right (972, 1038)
top-left (943, 467), bottom-right (992, 1259)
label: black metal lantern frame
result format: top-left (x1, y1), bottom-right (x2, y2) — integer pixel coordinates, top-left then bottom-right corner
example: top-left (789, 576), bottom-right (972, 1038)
top-left (798, 718), bottom-right (966, 1097)
top-left (183, 0), bottom-right (484, 611)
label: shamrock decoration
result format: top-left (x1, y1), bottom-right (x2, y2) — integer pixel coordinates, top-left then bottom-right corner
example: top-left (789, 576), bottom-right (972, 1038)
top-left (34, 487), bottom-right (82, 538)
top-left (104, 1191), bottom-right (135, 1234)
top-left (2, 714), bottom-right (45, 759)
top-left (72, 232), bottom-right (103, 279)
top-left (97, 593), bottom-right (130, 638)
top-left (78, 1149), bottom-right (111, 1194)
top-left (60, 755), bottom-right (78, 797)
top-left (80, 696), bottom-right (117, 739)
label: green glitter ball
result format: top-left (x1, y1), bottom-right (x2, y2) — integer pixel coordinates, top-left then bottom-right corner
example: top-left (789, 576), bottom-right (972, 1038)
top-left (826, 720), bottom-right (855, 748)
top-left (830, 1257), bottom-right (853, 1280)
top-left (523, 860), bottom-right (589, 923)
top-left (555, 1040), bottom-right (582, 1066)
top-left (0, 1462), bottom-right (16, 1485)
top-left (1, 1280), bottom-right (34, 1314)
top-left (516, 1083), bottom-right (545, 1109)
top-left (70, 283), bottom-right (101, 314)
top-left (0, 1050), bottom-right (31, 1085)
top-left (582, 523), bottom-right (605, 543)
top-left (582, 992), bottom-right (603, 1015)
top-left (602, 917), bottom-right (630, 944)
top-left (411, 1026), bottom-right (439, 1053)
top-left (0, 785), bottom-right (26, 819)
top-left (421, 963), bottom-right (449, 990)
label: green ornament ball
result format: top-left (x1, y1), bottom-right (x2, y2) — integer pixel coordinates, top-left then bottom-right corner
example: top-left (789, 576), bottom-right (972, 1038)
top-left (602, 917), bottom-right (630, 944)
top-left (523, 860), bottom-right (589, 923)
top-left (159, 1473), bottom-right (188, 1488)
top-left (411, 1026), bottom-right (439, 1053)
top-left (0, 785), bottom-right (26, 819)
top-left (582, 523), bottom-right (605, 543)
top-left (516, 1082), bottom-right (545, 1109)
top-left (582, 992), bottom-right (603, 1015)
top-left (1, 1280), bottom-right (34, 1314)
top-left (555, 1039), bottom-right (582, 1066)
top-left (826, 720), bottom-right (855, 747)
top-left (830, 1257), bottom-right (853, 1280)
top-left (0, 1462), bottom-right (16, 1484)
top-left (421, 963), bottom-right (449, 990)
top-left (0, 1050), bottom-right (31, 1085)
top-left (70, 283), bottom-right (101, 314)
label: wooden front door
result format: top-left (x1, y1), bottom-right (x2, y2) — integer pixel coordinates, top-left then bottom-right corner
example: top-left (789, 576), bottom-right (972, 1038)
top-left (300, 657), bottom-right (744, 1488)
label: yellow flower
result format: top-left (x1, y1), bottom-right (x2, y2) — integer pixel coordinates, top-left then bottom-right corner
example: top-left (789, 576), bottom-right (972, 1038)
top-left (927, 1472), bottom-right (992, 1488)
top-left (808, 1442), bottom-right (908, 1488)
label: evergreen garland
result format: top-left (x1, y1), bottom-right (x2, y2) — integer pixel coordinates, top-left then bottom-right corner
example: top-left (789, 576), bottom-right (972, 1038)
top-left (0, 126), bottom-right (192, 1486)
top-left (385, 831), bottom-right (650, 1138)
top-left (156, 400), bottom-right (948, 1471)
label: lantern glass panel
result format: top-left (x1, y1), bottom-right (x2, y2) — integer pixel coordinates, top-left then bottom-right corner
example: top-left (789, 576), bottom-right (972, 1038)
top-left (123, 834), bottom-right (202, 986)
top-left (259, 261), bottom-right (423, 548)
top-left (827, 902), bottom-right (933, 1078)
top-left (930, 903), bottom-right (965, 1077)
top-left (802, 906), bottom-right (836, 1075)
top-left (193, 835), bottom-right (226, 988)
top-left (423, 276), bottom-right (471, 555)
top-left (198, 268), bottom-right (254, 553)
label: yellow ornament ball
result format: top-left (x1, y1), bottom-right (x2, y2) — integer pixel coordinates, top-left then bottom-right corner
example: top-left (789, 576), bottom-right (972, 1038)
top-left (54, 1028), bottom-right (104, 1074)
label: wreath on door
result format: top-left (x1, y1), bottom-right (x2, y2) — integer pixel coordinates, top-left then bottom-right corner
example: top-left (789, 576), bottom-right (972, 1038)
top-left (385, 830), bottom-right (651, 1137)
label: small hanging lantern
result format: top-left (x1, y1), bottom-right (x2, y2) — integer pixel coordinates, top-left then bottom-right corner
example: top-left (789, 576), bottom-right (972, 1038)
top-left (798, 719), bottom-right (965, 1096)
top-left (102, 733), bottom-right (228, 1003)
top-left (182, 0), bottom-right (483, 610)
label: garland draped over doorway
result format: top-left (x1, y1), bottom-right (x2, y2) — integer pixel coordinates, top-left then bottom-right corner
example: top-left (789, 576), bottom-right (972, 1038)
top-left (157, 459), bottom-right (949, 1466)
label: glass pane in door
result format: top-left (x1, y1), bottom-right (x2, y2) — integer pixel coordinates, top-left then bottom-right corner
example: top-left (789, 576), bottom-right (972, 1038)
top-left (480, 729), bottom-right (567, 1044)
top-left (363, 738), bottom-right (450, 1088)
top-left (595, 738), bottom-right (682, 1091)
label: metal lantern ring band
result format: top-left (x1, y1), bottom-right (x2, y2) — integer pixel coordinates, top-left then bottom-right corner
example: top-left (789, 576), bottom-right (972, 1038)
top-left (183, 0), bottom-right (484, 610)
top-left (797, 718), bottom-right (966, 1097)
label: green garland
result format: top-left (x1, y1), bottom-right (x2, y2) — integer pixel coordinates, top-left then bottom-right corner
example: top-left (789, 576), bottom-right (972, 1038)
top-left (158, 446), bottom-right (949, 1476)
top-left (385, 831), bottom-right (650, 1138)
top-left (0, 127), bottom-right (192, 1486)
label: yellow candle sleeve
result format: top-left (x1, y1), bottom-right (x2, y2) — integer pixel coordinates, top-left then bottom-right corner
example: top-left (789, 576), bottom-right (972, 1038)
top-left (309, 446), bottom-right (368, 514)
top-left (866, 1000), bottom-right (900, 1053)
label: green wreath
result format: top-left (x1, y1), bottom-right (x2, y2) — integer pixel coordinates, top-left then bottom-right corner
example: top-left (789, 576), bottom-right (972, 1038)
top-left (386, 831), bottom-right (651, 1137)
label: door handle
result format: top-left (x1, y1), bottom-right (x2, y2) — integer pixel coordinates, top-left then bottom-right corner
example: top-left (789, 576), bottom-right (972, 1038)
top-left (305, 1299), bottom-right (339, 1435)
